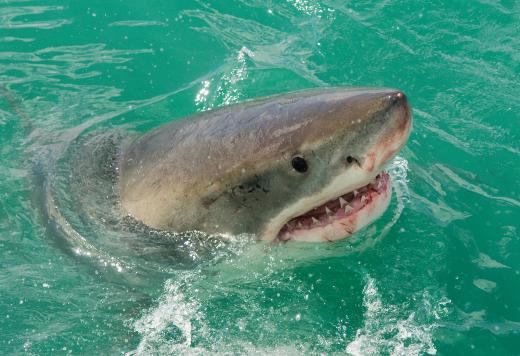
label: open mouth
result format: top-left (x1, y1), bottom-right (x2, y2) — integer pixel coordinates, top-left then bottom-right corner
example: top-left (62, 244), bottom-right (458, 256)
top-left (276, 172), bottom-right (391, 242)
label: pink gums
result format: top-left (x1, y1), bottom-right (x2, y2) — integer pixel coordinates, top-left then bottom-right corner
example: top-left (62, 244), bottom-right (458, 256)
top-left (276, 172), bottom-right (391, 242)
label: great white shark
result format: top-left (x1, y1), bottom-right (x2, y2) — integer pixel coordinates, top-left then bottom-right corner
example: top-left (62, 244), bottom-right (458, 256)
top-left (119, 87), bottom-right (412, 242)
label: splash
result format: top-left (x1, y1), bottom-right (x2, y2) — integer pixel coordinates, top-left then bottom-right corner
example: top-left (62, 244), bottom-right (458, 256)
top-left (346, 277), bottom-right (450, 356)
top-left (130, 274), bottom-right (203, 355)
top-left (195, 47), bottom-right (253, 111)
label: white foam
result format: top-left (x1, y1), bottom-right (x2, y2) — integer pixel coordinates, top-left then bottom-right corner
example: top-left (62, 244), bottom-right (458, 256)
top-left (346, 277), bottom-right (450, 356)
top-left (129, 274), bottom-right (202, 355)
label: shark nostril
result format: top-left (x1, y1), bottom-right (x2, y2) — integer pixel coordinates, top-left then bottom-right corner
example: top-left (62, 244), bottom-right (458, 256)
top-left (345, 156), bottom-right (360, 166)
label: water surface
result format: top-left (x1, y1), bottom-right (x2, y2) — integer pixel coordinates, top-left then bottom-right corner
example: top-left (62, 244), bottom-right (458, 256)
top-left (1, 1), bottom-right (519, 354)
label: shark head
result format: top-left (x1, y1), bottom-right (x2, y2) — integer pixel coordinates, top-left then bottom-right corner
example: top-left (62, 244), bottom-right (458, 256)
top-left (119, 87), bottom-right (412, 242)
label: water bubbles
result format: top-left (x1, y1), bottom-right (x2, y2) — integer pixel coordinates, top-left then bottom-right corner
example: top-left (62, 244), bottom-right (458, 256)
top-left (195, 80), bottom-right (211, 108)
top-left (23, 341), bottom-right (32, 351)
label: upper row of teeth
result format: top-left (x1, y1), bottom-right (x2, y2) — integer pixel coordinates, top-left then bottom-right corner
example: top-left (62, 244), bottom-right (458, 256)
top-left (338, 197), bottom-right (353, 213)
top-left (285, 177), bottom-right (384, 229)
top-left (288, 196), bottom-right (356, 228)
top-left (325, 181), bottom-right (381, 216)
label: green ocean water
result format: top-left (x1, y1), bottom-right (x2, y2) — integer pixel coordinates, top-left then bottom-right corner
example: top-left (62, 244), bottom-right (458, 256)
top-left (1, 0), bottom-right (519, 354)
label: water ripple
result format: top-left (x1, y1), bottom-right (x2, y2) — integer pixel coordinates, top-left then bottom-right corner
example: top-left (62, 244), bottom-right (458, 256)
top-left (436, 164), bottom-right (520, 207)
top-left (0, 5), bottom-right (71, 29)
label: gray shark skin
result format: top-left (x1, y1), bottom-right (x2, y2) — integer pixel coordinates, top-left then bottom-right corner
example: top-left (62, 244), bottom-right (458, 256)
top-left (120, 87), bottom-right (411, 242)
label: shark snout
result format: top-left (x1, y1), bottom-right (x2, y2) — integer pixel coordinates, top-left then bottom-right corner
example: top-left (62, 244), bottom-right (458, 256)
top-left (390, 90), bottom-right (411, 134)
top-left (362, 90), bottom-right (412, 173)
top-left (385, 90), bottom-right (409, 117)
top-left (389, 90), bottom-right (405, 104)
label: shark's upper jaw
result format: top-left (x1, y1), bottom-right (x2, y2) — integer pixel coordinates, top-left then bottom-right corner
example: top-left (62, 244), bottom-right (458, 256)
top-left (273, 170), bottom-right (392, 243)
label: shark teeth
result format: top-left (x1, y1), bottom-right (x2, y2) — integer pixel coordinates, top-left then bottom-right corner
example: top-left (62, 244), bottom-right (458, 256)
top-left (339, 197), bottom-right (347, 208)
top-left (278, 172), bottom-right (390, 239)
top-left (325, 206), bottom-right (333, 216)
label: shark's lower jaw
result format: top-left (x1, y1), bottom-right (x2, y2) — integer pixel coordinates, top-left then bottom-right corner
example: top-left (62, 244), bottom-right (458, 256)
top-left (276, 172), bottom-right (391, 242)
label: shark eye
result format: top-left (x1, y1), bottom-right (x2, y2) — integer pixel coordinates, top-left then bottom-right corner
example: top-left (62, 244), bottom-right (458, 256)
top-left (291, 156), bottom-right (308, 173)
